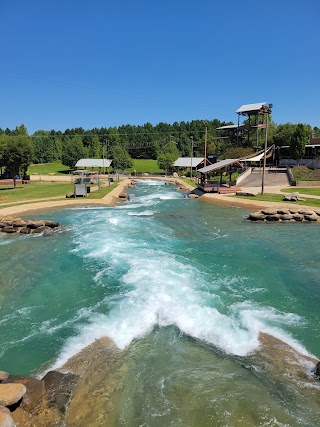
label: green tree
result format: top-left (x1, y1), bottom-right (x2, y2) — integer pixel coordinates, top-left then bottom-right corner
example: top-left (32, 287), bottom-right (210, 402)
top-left (157, 153), bottom-right (177, 174)
top-left (157, 141), bottom-right (179, 174)
top-left (272, 123), bottom-right (297, 147)
top-left (61, 136), bottom-right (86, 168)
top-left (31, 130), bottom-right (56, 163)
top-left (88, 136), bottom-right (101, 158)
top-left (289, 124), bottom-right (308, 164)
top-left (110, 145), bottom-right (133, 170)
top-left (0, 134), bottom-right (34, 187)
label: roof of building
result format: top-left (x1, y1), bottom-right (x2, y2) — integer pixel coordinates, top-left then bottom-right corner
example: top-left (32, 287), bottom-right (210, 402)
top-left (236, 102), bottom-right (268, 115)
top-left (173, 157), bottom-right (205, 167)
top-left (198, 159), bottom-right (242, 174)
top-left (75, 158), bottom-right (112, 168)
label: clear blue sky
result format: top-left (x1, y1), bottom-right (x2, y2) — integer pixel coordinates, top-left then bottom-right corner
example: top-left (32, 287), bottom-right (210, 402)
top-left (1, 0), bottom-right (319, 134)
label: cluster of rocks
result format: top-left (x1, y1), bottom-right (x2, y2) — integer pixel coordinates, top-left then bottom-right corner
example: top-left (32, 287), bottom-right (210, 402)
top-left (0, 216), bottom-right (60, 235)
top-left (248, 207), bottom-right (320, 223)
top-left (283, 192), bottom-right (305, 202)
top-left (0, 369), bottom-right (78, 427)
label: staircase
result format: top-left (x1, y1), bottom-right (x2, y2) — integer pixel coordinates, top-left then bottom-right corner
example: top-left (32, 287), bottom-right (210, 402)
top-left (240, 168), bottom-right (289, 187)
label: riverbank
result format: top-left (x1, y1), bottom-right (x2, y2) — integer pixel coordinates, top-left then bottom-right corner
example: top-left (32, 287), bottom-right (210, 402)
top-left (1, 175), bottom-right (314, 215)
top-left (0, 178), bottom-right (131, 216)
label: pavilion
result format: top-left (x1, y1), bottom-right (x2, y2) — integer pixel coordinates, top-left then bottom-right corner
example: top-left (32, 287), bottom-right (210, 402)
top-left (197, 159), bottom-right (243, 194)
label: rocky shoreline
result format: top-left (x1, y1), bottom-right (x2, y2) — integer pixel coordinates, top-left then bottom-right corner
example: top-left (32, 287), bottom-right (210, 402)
top-left (248, 207), bottom-right (320, 223)
top-left (1, 334), bottom-right (319, 427)
top-left (0, 216), bottom-right (60, 235)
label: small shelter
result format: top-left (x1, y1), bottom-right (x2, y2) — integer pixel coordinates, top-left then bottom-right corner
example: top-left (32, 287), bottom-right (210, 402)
top-left (197, 159), bottom-right (243, 193)
top-left (173, 157), bottom-right (207, 175)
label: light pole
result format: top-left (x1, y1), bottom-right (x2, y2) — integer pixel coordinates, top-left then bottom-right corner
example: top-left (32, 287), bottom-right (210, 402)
top-left (190, 136), bottom-right (194, 181)
top-left (261, 104), bottom-right (272, 195)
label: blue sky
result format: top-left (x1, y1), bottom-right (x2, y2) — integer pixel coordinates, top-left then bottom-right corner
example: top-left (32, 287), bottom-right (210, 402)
top-left (1, 0), bottom-right (319, 134)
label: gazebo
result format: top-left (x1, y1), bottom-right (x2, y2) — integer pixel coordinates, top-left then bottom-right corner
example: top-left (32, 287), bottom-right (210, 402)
top-left (197, 159), bottom-right (243, 194)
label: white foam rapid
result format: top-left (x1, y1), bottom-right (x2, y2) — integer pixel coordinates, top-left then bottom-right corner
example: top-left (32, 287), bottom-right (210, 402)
top-left (52, 180), bottom-right (311, 369)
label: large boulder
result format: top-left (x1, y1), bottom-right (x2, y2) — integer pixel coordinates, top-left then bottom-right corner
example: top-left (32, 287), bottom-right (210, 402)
top-left (0, 408), bottom-right (15, 427)
top-left (249, 212), bottom-right (266, 221)
top-left (44, 220), bottom-right (60, 228)
top-left (283, 192), bottom-right (301, 202)
top-left (1, 226), bottom-right (17, 234)
top-left (292, 213), bottom-right (304, 221)
top-left (315, 361), bottom-right (320, 378)
top-left (299, 209), bottom-right (315, 216)
top-left (261, 208), bottom-right (278, 215)
top-left (30, 226), bottom-right (53, 235)
top-left (0, 383), bottom-right (27, 406)
top-left (265, 214), bottom-right (281, 221)
top-left (304, 213), bottom-right (318, 222)
top-left (280, 214), bottom-right (294, 221)
top-left (0, 371), bottom-right (9, 382)
top-left (27, 220), bottom-right (46, 229)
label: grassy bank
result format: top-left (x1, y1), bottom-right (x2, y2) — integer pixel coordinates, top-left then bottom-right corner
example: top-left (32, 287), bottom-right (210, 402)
top-left (281, 187), bottom-right (320, 196)
top-left (128, 159), bottom-right (164, 174)
top-left (234, 193), bottom-right (320, 208)
top-left (0, 181), bottom-right (119, 207)
top-left (27, 162), bottom-right (71, 175)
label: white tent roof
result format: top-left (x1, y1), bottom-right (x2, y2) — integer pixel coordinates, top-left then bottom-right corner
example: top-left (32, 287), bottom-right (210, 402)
top-left (243, 146), bottom-right (274, 162)
top-left (75, 158), bottom-right (112, 168)
top-left (173, 157), bottom-right (205, 168)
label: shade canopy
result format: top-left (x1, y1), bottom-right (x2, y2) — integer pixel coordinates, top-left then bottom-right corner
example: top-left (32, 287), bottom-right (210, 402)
top-left (75, 158), bottom-right (112, 168)
top-left (198, 159), bottom-right (242, 174)
top-left (243, 146), bottom-right (274, 162)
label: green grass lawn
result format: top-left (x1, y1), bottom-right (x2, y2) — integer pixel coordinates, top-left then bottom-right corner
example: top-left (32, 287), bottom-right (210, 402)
top-left (0, 181), bottom-right (121, 208)
top-left (180, 178), bottom-right (197, 188)
top-left (87, 182), bottom-right (118, 199)
top-left (0, 182), bottom-right (74, 204)
top-left (127, 159), bottom-right (164, 174)
top-left (280, 187), bottom-right (320, 196)
top-left (234, 193), bottom-right (320, 208)
top-left (27, 162), bottom-right (71, 175)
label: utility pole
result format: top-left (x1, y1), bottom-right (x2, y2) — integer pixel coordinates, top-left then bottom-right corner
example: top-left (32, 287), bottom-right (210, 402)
top-left (261, 112), bottom-right (269, 195)
top-left (190, 136), bottom-right (194, 181)
top-left (204, 125), bottom-right (208, 164)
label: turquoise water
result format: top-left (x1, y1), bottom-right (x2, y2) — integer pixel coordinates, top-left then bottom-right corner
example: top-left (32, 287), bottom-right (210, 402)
top-left (0, 180), bottom-right (319, 425)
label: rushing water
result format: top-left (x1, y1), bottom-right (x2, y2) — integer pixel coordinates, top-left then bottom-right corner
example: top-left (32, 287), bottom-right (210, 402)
top-left (0, 180), bottom-right (319, 426)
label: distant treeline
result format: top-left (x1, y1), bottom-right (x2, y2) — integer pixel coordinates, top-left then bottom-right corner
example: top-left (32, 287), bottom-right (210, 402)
top-left (0, 119), bottom-right (319, 167)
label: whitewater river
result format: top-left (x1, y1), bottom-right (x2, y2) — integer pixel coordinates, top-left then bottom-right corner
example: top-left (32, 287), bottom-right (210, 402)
top-left (0, 180), bottom-right (319, 426)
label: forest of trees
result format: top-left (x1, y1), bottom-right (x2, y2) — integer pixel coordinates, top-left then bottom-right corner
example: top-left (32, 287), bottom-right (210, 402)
top-left (0, 119), bottom-right (319, 176)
